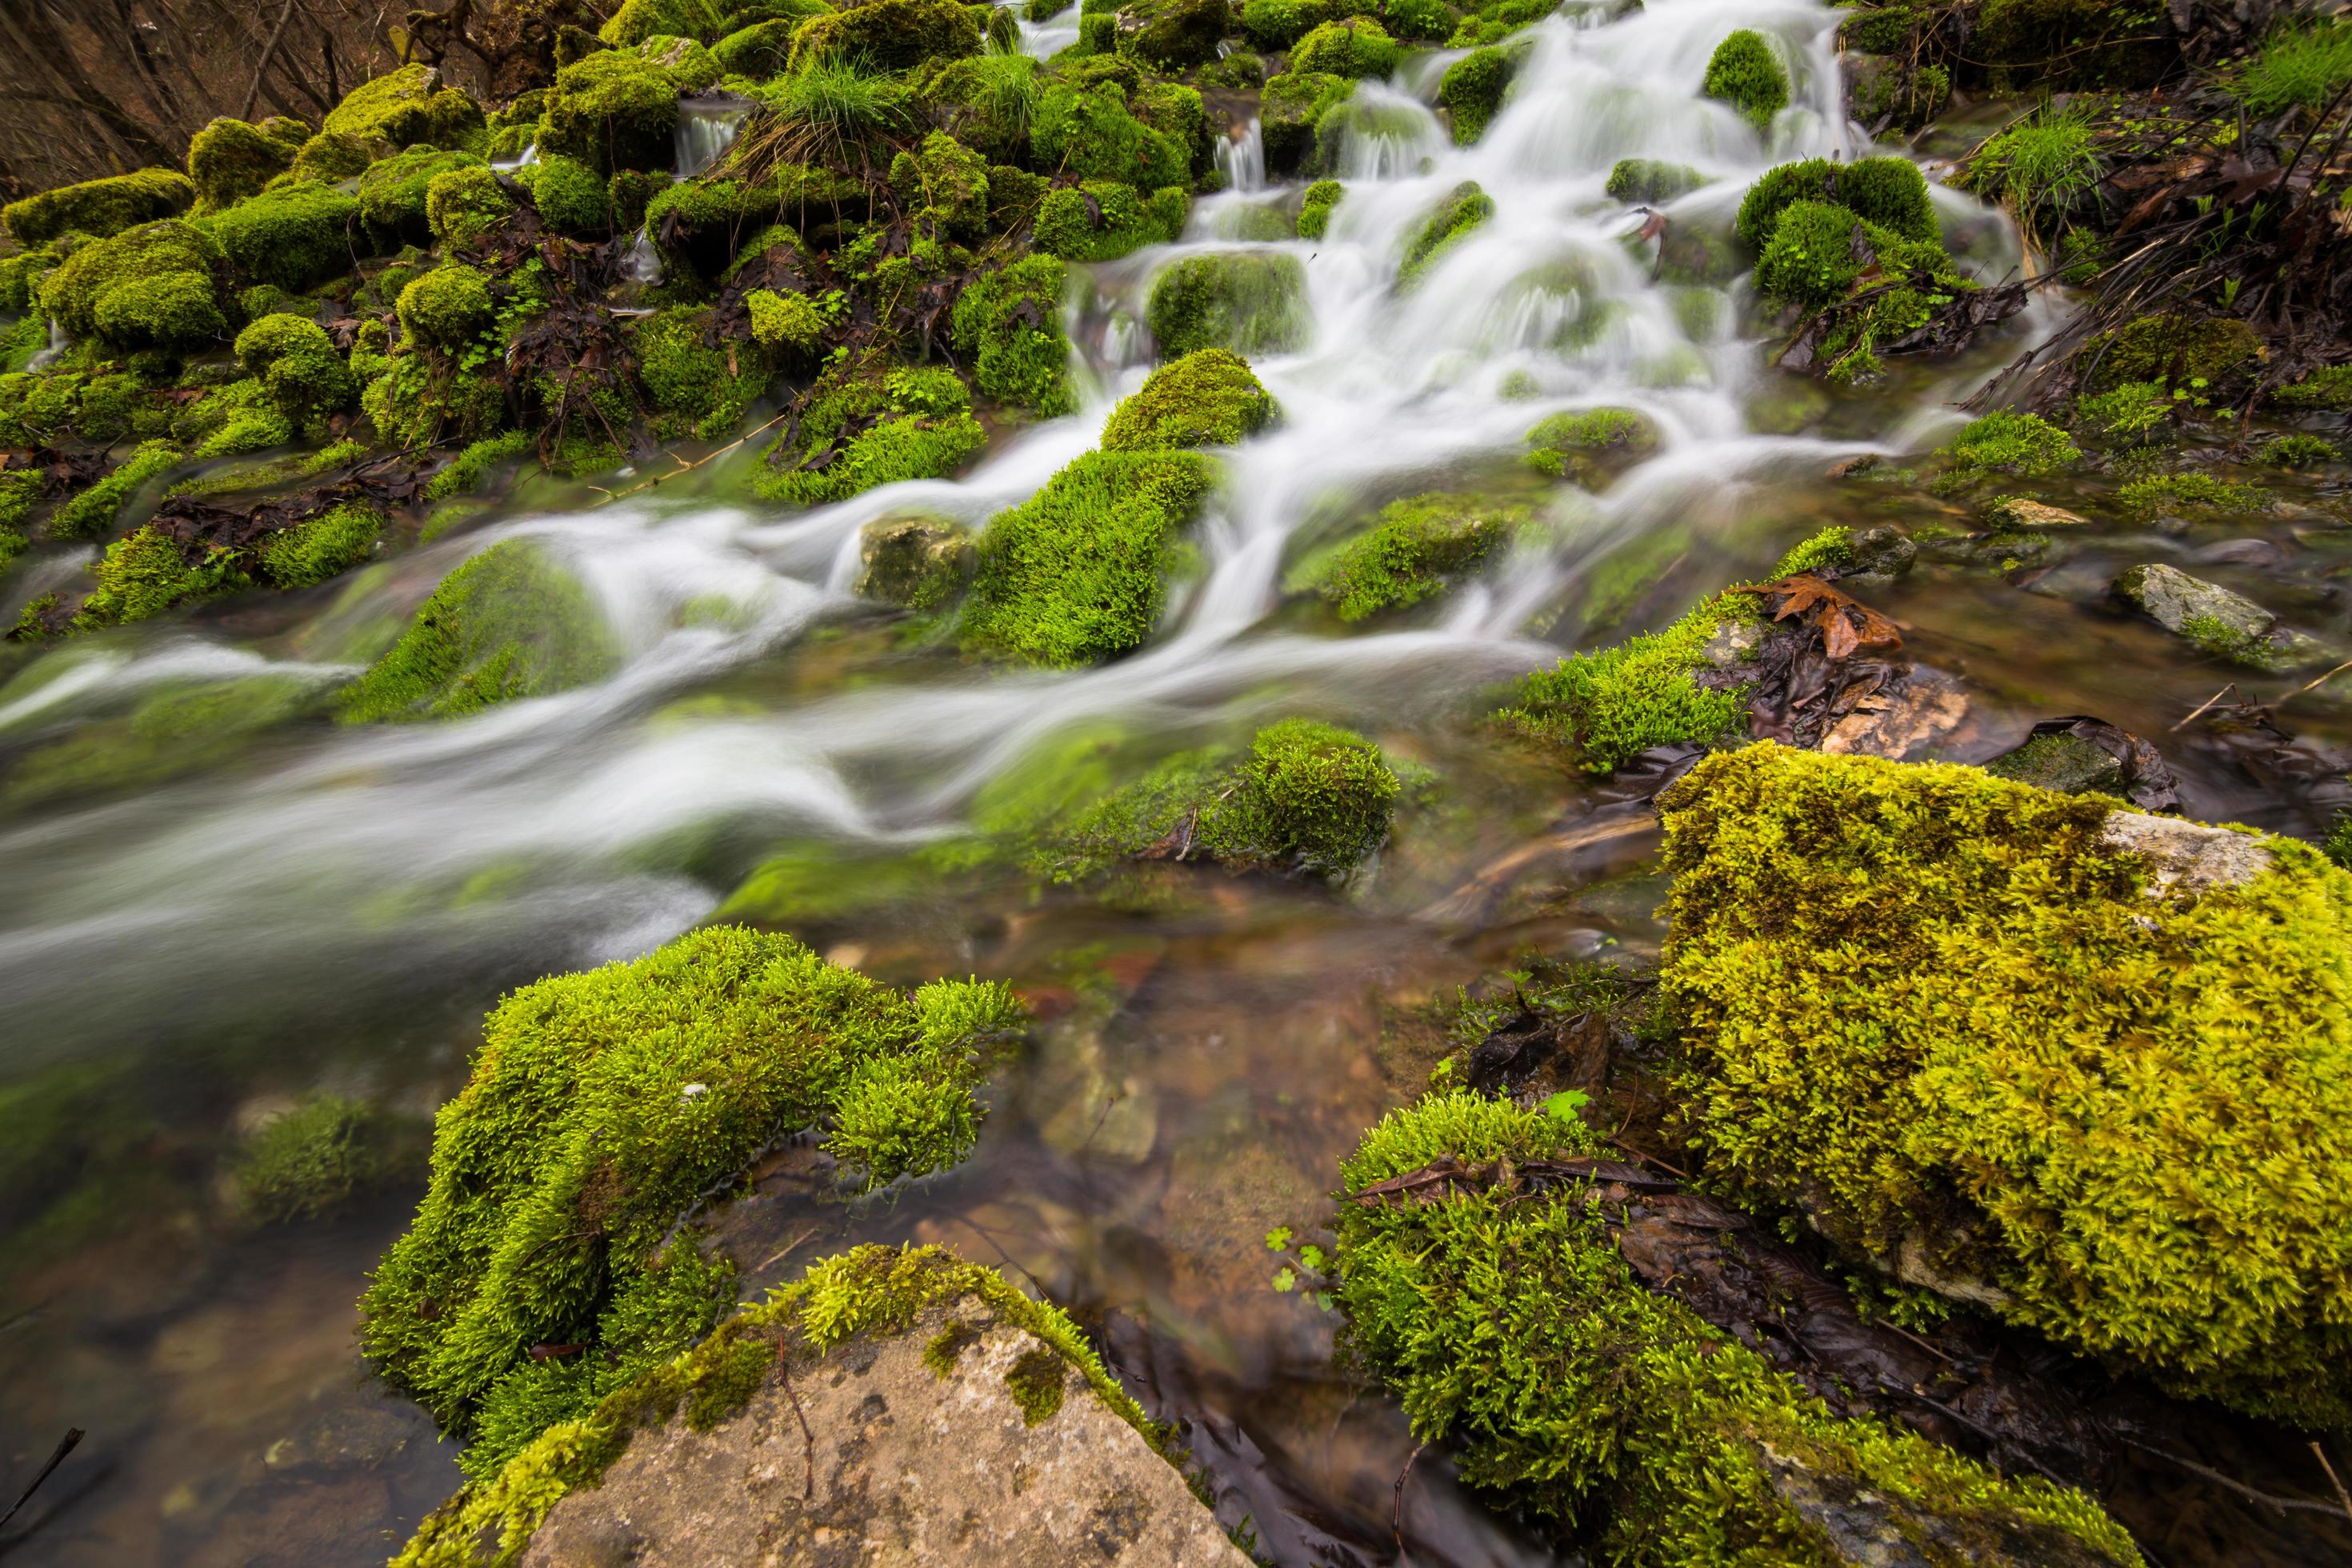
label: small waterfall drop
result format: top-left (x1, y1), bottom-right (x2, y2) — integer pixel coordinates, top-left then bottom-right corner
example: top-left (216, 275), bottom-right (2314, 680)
top-left (674, 94), bottom-right (755, 178)
top-left (1215, 120), bottom-right (1266, 194)
top-left (26, 317), bottom-right (65, 371)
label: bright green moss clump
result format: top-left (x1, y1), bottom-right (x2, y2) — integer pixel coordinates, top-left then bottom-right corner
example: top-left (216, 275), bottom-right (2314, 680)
top-left (1498, 593), bottom-right (1750, 773)
top-left (259, 502), bottom-right (382, 589)
top-left (1399, 181), bottom-right (1493, 286)
top-left (1305, 493), bottom-right (1527, 620)
top-left (338, 538), bottom-right (620, 723)
top-left (1038, 718), bottom-right (1399, 882)
top-left (790, 0), bottom-right (982, 69)
top-left (51, 440), bottom-right (184, 539)
top-left (361, 930), bottom-right (1022, 1482)
top-left (397, 264), bottom-right (497, 351)
top-left (1523, 406), bottom-right (1658, 481)
top-left (426, 166), bottom-right (516, 247)
top-left (75, 522), bottom-right (249, 630)
top-left (205, 181), bottom-right (363, 294)
top-left (1145, 252), bottom-right (1308, 358)
top-left (1260, 70), bottom-right (1354, 173)
top-left (2, 168), bottom-right (195, 247)
top-left (1099, 347), bottom-right (1278, 451)
top-left (961, 449), bottom-right (1214, 665)
top-left (1290, 16), bottom-right (1403, 76)
top-left (39, 219), bottom-right (224, 354)
top-left (1438, 46), bottom-right (1509, 145)
top-left (187, 118), bottom-right (298, 211)
top-left (525, 154), bottom-right (609, 235)
top-left (322, 62), bottom-right (487, 150)
top-left (361, 149), bottom-right (487, 245)
top-left (637, 306), bottom-right (770, 439)
top-left (1033, 181), bottom-right (1189, 262)
top-left (2272, 365), bottom-right (2352, 410)
top-left (539, 51), bottom-right (681, 174)
top-left (1737, 157), bottom-right (1938, 251)
top-left (1702, 29), bottom-right (1789, 130)
top-left (948, 254), bottom-right (1072, 416)
top-left (1660, 743), bottom-right (2352, 1428)
top-left (1330, 1092), bottom-right (2144, 1564)
top-left (1934, 410), bottom-right (2082, 486)
top-left (1296, 178), bottom-right (1344, 239)
top-left (1032, 82), bottom-right (1189, 191)
top-left (752, 364), bottom-right (986, 506)
top-left (392, 1242), bottom-right (1134, 1568)
top-left (235, 314), bottom-right (355, 425)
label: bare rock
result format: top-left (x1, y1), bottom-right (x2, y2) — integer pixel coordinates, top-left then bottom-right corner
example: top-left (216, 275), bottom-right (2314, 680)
top-left (1984, 497), bottom-right (2088, 529)
top-left (2096, 810), bottom-right (2273, 893)
top-left (2113, 562), bottom-right (2326, 670)
top-left (522, 1292), bottom-right (1244, 1568)
top-left (855, 514), bottom-right (974, 610)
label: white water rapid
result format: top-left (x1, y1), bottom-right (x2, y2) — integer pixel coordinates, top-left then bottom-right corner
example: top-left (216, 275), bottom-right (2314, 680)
top-left (0, 0), bottom-right (2038, 1050)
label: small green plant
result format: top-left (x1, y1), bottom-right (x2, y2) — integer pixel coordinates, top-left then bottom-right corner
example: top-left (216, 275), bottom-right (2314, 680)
top-left (2072, 379), bottom-right (2173, 445)
top-left (1701, 30), bottom-right (1789, 130)
top-left (237, 1097), bottom-right (385, 1222)
top-left (1966, 100), bottom-right (2102, 233)
top-left (2233, 16), bottom-right (2352, 115)
top-left (2259, 432), bottom-right (2338, 467)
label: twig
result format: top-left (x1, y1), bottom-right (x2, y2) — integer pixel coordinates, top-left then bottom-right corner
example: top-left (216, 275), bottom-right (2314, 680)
top-left (240, 0), bottom-right (301, 120)
top-left (2123, 1437), bottom-right (2352, 1516)
top-left (2312, 1441), bottom-right (2352, 1525)
top-left (0, 1429), bottom-right (83, 1534)
top-left (594, 407), bottom-right (794, 506)
top-left (2170, 683), bottom-right (2241, 731)
top-left (1392, 1438), bottom-right (1426, 1563)
top-left (2282, 658), bottom-right (2352, 702)
top-left (778, 1357), bottom-right (817, 1501)
top-left (1606, 1137), bottom-right (1690, 1178)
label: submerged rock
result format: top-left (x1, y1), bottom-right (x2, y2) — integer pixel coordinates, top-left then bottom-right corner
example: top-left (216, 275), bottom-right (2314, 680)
top-left (855, 514), bottom-right (973, 610)
top-left (401, 1246), bottom-right (1242, 1568)
top-left (2114, 561), bottom-right (2326, 671)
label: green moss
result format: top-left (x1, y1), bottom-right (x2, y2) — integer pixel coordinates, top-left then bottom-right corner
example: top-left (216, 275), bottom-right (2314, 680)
top-left (1003, 1346), bottom-right (1068, 1426)
top-left (961, 448), bottom-right (1214, 665)
top-left (426, 165), bottom-right (516, 247)
top-left (743, 287), bottom-right (827, 354)
top-left (1296, 178), bottom-right (1344, 239)
top-left (205, 180), bottom-right (362, 294)
top-left (322, 63), bottom-right (487, 150)
top-left (1438, 46), bottom-right (1509, 145)
top-left (2258, 433), bottom-right (2338, 467)
top-left (1291, 15), bottom-right (1402, 76)
top-left (1144, 251), bottom-right (1306, 359)
top-left (1498, 591), bottom-right (1750, 773)
top-left (1934, 411), bottom-right (2081, 486)
top-left (1032, 82), bottom-right (1188, 190)
top-left (1240, 0), bottom-right (1361, 49)
top-left (1522, 406), bottom-right (1657, 481)
top-left (828, 1058), bottom-right (982, 1192)
top-left (1260, 70), bottom-right (1354, 174)
top-left (711, 16), bottom-right (800, 75)
top-left (359, 929), bottom-right (1022, 1474)
top-left (540, 51), bottom-right (682, 174)
top-left (885, 131), bottom-right (989, 244)
top-left (187, 118), bottom-right (298, 212)
top-left (1605, 158), bottom-right (1702, 204)
top-left (637, 33), bottom-right (723, 92)
top-left (752, 362), bottom-right (985, 506)
top-left (1038, 718), bottom-right (1399, 881)
top-left (1702, 29), bottom-right (1788, 130)
top-left (1, 673), bottom-right (320, 806)
top-left (393, 1242), bottom-right (1143, 1568)
top-left (259, 502), bottom-right (382, 588)
top-left (1399, 180), bottom-right (1493, 286)
top-left (234, 313), bottom-right (355, 423)
top-left (1032, 180), bottom-right (1188, 262)
top-left (51, 440), bottom-right (184, 539)
top-left (922, 1318), bottom-right (980, 1377)
top-left (2115, 471), bottom-right (2268, 514)
top-left (1736, 157), bottom-right (1937, 253)
top-left (1305, 492), bottom-right (1526, 620)
top-left (75, 522), bottom-right (250, 629)
top-left (424, 431), bottom-right (537, 502)
top-left (237, 1096), bottom-right (386, 1222)
top-left (1660, 742), bottom-right (2352, 1427)
top-left (360, 148), bottom-right (488, 245)
top-left (636, 306), bottom-right (770, 439)
top-left (338, 539), bottom-right (618, 722)
top-left (38, 219), bottom-right (224, 353)
top-left (789, 0), bottom-right (983, 70)
top-left (524, 154), bottom-right (610, 236)
top-left (2, 168), bottom-right (195, 247)
top-left (2272, 365), bottom-right (2352, 411)
top-left (2086, 313), bottom-right (2260, 394)
top-left (1770, 524), bottom-right (1854, 578)
top-left (600, 0), bottom-right (723, 45)
top-left (1099, 346), bottom-right (1278, 452)
top-left (289, 130), bottom-right (376, 184)
top-left (2070, 379), bottom-right (2172, 446)
top-left (398, 264), bottom-right (497, 350)
top-left (947, 253), bottom-right (1070, 415)
top-left (1330, 1091), bottom-right (2144, 1563)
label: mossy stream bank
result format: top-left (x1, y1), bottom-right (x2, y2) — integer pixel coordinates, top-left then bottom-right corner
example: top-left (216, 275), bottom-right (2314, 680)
top-left (2, 0), bottom-right (2352, 1562)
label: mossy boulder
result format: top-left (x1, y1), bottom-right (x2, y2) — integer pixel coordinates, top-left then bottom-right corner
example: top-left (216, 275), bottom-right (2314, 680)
top-left (338, 538), bottom-right (621, 723)
top-left (710, 16), bottom-right (802, 75)
top-left (1497, 586), bottom-right (1754, 774)
top-left (2, 168), bottom-right (195, 247)
top-left (395, 263), bottom-right (497, 350)
top-left (1261, 70), bottom-right (1354, 174)
top-left (186, 117), bottom-right (299, 211)
top-left (600, 0), bottom-right (726, 46)
top-left (1330, 1092), bottom-right (2143, 1563)
top-left (2085, 312), bottom-right (2261, 394)
top-left (1036, 718), bottom-right (1400, 882)
top-left (1606, 158), bottom-right (1702, 204)
top-left (637, 32), bottom-right (723, 92)
top-left (889, 130), bottom-right (990, 241)
top-left (1399, 179), bottom-right (1493, 286)
top-left (1032, 83), bottom-right (1189, 192)
top-left (636, 305), bottom-right (770, 439)
top-left (961, 448), bottom-right (1215, 665)
top-left (1099, 347), bottom-right (1278, 451)
top-left (787, 0), bottom-right (983, 70)
top-left (426, 165), bottom-right (517, 246)
top-left (38, 219), bottom-right (225, 354)
top-left (1296, 178), bottom-right (1344, 238)
top-left (1438, 46), bottom-right (1510, 145)
top-left (1660, 742), bottom-right (2352, 1427)
top-left (1736, 157), bottom-right (1938, 252)
top-left (1524, 406), bottom-right (1658, 482)
top-left (1290, 15), bottom-right (1403, 76)
top-left (322, 63), bottom-right (487, 150)
top-left (234, 314), bottom-right (356, 424)
top-left (948, 253), bottom-right (1073, 416)
top-left (751, 363), bottom-right (986, 506)
top-left (1125, 0), bottom-right (1234, 68)
top-left (74, 518), bottom-right (246, 630)
top-left (539, 50), bottom-right (682, 174)
top-left (360, 149), bottom-right (490, 245)
top-left (258, 501), bottom-right (382, 588)
top-left (1301, 492), bottom-right (1528, 619)
top-left (358, 929), bottom-right (1022, 1478)
top-left (1702, 28), bottom-right (1788, 130)
top-left (206, 181), bottom-right (363, 293)
top-left (2114, 562), bottom-right (2322, 671)
top-left (523, 153), bottom-right (610, 234)
top-left (1032, 180), bottom-right (1188, 262)
top-left (1145, 251), bottom-right (1308, 358)
top-left (289, 130), bottom-right (378, 184)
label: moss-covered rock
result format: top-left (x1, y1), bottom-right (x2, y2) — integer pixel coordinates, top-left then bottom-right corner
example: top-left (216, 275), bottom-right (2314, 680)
top-left (1296, 177), bottom-right (1344, 238)
top-left (1126, 0), bottom-right (1233, 68)
top-left (1036, 718), bottom-right (1399, 882)
top-left (1934, 410), bottom-right (2081, 486)
top-left (539, 50), bottom-right (682, 174)
top-left (358, 926), bottom-right (1022, 1476)
top-left (1660, 742), bottom-right (2352, 1428)
top-left (1145, 251), bottom-right (1307, 359)
top-left (360, 148), bottom-right (488, 246)
top-left (38, 219), bottom-right (224, 354)
top-left (2114, 561), bottom-right (2319, 671)
top-left (49, 439), bottom-right (184, 539)
top-left (1302, 492), bottom-right (1527, 619)
top-left (1702, 28), bottom-right (1788, 130)
top-left (74, 519), bottom-right (248, 630)
top-left (395, 263), bottom-right (497, 351)
top-left (258, 501), bottom-right (382, 588)
top-left (1032, 180), bottom-right (1188, 261)
top-left (289, 130), bottom-right (378, 184)
top-left (524, 153), bottom-right (610, 234)
top-left (948, 253), bottom-right (1072, 416)
top-left (636, 305), bottom-right (770, 439)
top-left (2272, 365), bottom-right (2352, 411)
top-left (1736, 157), bottom-right (1938, 251)
top-left (788, 0), bottom-right (983, 70)
top-left (961, 448), bottom-right (1215, 665)
top-left (1261, 70), bottom-right (1354, 174)
top-left (751, 363), bottom-right (986, 506)
top-left (234, 313), bottom-right (356, 424)
top-left (1606, 158), bottom-right (1702, 204)
top-left (1523, 406), bottom-right (1658, 482)
top-left (1435, 46), bottom-right (1510, 145)
top-left (1329, 1092), bottom-right (2143, 1563)
top-left (2084, 312), bottom-right (2261, 394)
top-left (338, 538), bottom-right (620, 722)
top-left (206, 181), bottom-right (363, 294)
top-left (1290, 15), bottom-right (1402, 76)
top-left (856, 514), bottom-right (974, 609)
top-left (2, 168), bottom-right (196, 247)
top-left (888, 130), bottom-right (990, 241)
top-left (710, 16), bottom-right (801, 75)
top-left (1099, 347), bottom-right (1278, 451)
top-left (426, 165), bottom-right (517, 247)
top-left (601, 0), bottom-right (726, 46)
top-left (1032, 82), bottom-right (1189, 191)
top-left (186, 117), bottom-right (298, 211)
top-left (322, 63), bottom-right (487, 150)
top-left (1398, 179), bottom-right (1493, 286)
top-left (1497, 589), bottom-right (1752, 774)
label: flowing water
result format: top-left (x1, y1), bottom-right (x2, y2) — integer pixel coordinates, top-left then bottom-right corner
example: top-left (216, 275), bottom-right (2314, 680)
top-left (4, 2), bottom-right (2350, 1562)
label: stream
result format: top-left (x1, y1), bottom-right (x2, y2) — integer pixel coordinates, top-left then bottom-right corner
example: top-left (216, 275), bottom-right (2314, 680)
top-left (2, 0), bottom-right (2350, 1562)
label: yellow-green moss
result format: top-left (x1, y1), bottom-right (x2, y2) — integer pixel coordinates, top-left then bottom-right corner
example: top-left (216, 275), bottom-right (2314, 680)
top-left (1701, 29), bottom-right (1789, 130)
top-left (1302, 492), bottom-right (1527, 620)
top-left (1497, 591), bottom-right (1751, 774)
top-left (1658, 743), bottom-right (2352, 1427)
top-left (187, 117), bottom-right (298, 211)
top-left (1099, 348), bottom-right (1278, 452)
top-left (751, 363), bottom-right (985, 506)
top-left (1330, 1092), bottom-right (2143, 1564)
top-left (2, 168), bottom-right (195, 247)
top-left (1398, 180), bottom-right (1493, 286)
top-left (948, 254), bottom-right (1071, 415)
top-left (322, 63), bottom-right (487, 150)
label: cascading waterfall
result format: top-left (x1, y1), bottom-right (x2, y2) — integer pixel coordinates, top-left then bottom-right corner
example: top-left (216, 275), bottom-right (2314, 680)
top-left (674, 94), bottom-right (756, 178)
top-left (0, 0), bottom-right (1942, 1038)
top-left (1214, 119), bottom-right (1266, 194)
top-left (1013, 0), bottom-right (1080, 59)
